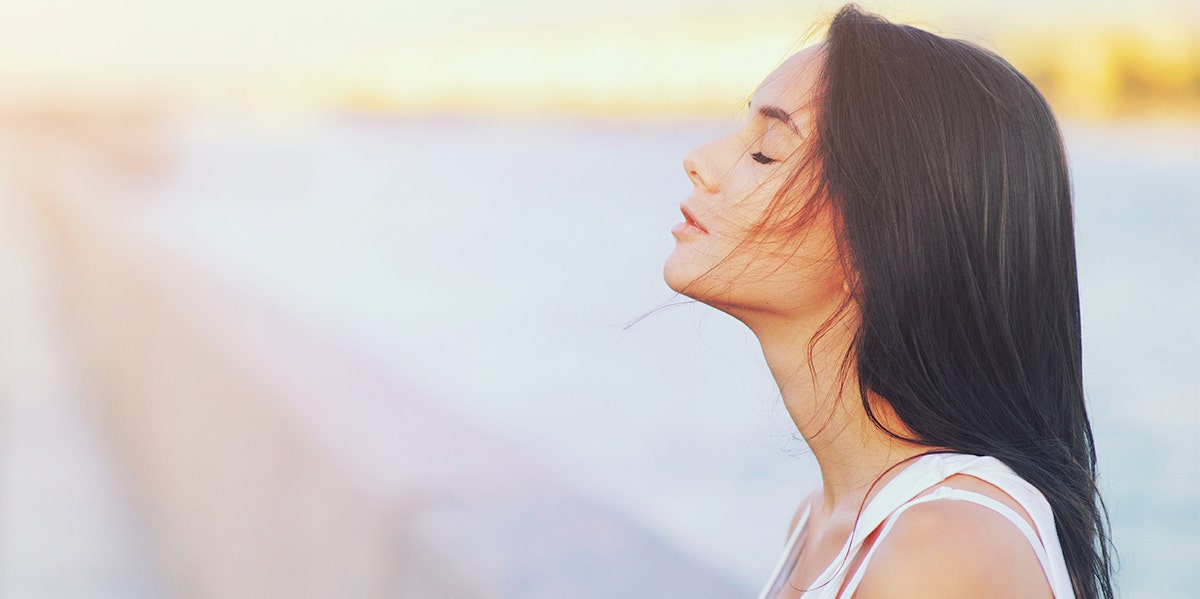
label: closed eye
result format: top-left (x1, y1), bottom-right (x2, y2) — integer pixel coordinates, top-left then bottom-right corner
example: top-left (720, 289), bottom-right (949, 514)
top-left (751, 151), bottom-right (778, 165)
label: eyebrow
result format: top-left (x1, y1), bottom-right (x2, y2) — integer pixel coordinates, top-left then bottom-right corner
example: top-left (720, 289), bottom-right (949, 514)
top-left (749, 101), bottom-right (802, 136)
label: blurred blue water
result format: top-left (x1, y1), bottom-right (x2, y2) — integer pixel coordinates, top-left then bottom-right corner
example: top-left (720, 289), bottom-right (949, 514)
top-left (139, 115), bottom-right (1199, 598)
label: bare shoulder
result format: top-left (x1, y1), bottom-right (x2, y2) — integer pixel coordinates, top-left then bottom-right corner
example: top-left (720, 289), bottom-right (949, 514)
top-left (852, 498), bottom-right (1053, 599)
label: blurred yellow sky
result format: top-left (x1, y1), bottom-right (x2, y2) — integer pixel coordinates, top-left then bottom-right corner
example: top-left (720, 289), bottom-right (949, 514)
top-left (0, 0), bottom-right (1196, 120)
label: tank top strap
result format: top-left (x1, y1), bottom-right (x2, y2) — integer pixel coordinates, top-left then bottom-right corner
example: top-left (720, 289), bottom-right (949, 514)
top-left (756, 502), bottom-right (813, 599)
top-left (917, 453), bottom-right (1075, 598)
top-left (821, 453), bottom-right (983, 571)
top-left (833, 454), bottom-right (1077, 599)
top-left (782, 453), bottom-right (981, 597)
top-left (833, 486), bottom-right (1054, 598)
top-left (756, 452), bottom-right (1076, 599)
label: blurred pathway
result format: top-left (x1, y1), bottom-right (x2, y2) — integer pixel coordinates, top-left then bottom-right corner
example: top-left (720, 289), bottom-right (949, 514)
top-left (0, 134), bottom-right (168, 598)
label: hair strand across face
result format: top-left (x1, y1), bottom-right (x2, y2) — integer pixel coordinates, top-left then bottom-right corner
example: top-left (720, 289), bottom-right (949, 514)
top-left (754, 5), bottom-right (1116, 597)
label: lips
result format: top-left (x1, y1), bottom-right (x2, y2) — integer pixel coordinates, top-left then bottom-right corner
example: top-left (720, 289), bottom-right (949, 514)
top-left (680, 205), bottom-right (708, 233)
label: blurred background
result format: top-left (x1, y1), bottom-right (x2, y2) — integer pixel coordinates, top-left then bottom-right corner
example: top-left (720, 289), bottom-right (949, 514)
top-left (0, 0), bottom-right (1195, 597)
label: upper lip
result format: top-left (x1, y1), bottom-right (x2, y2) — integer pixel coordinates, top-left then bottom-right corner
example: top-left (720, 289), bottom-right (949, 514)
top-left (680, 204), bottom-right (707, 233)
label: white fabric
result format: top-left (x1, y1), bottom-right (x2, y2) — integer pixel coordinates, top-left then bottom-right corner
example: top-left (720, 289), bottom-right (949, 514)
top-left (755, 453), bottom-right (1076, 599)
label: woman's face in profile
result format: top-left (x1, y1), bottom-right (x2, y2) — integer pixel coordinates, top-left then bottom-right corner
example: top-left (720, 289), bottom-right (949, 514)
top-left (664, 43), bottom-right (847, 319)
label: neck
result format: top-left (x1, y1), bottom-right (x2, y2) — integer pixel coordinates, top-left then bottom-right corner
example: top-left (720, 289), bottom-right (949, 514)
top-left (741, 308), bottom-right (934, 517)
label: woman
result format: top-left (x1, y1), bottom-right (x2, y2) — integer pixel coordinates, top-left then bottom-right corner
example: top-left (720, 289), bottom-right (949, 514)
top-left (663, 5), bottom-right (1115, 598)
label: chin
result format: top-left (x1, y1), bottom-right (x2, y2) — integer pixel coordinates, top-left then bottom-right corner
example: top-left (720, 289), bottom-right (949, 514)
top-left (662, 251), bottom-right (698, 296)
top-left (664, 261), bottom-right (730, 309)
top-left (662, 246), bottom-right (773, 315)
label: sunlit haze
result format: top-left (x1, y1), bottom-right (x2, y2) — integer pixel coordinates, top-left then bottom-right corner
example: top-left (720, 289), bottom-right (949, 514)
top-left (1, 1), bottom-right (1196, 597)
top-left (0, 0), bottom-right (1196, 119)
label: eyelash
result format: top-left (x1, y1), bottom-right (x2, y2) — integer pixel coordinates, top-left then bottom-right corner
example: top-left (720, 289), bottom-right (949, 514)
top-left (751, 151), bottom-right (777, 165)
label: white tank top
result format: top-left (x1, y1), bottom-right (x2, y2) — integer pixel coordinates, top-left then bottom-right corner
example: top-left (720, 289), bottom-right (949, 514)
top-left (756, 452), bottom-right (1076, 599)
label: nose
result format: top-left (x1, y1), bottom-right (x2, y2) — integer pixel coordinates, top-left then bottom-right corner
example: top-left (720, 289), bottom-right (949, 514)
top-left (683, 146), bottom-right (713, 192)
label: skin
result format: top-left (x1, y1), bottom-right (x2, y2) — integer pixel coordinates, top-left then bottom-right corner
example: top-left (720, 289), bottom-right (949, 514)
top-left (663, 43), bottom-right (1055, 598)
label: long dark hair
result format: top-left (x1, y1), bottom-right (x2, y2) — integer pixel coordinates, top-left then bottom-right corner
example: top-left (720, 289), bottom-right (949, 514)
top-left (737, 5), bottom-right (1116, 597)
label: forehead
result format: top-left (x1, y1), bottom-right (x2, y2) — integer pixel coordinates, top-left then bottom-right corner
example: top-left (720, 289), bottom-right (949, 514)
top-left (751, 42), bottom-right (825, 112)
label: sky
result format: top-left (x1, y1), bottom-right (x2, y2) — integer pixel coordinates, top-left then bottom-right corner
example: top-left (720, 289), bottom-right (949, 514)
top-left (0, 0), bottom-right (1195, 117)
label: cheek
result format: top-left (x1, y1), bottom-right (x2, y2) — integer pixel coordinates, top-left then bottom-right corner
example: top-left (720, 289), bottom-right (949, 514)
top-left (664, 188), bottom-right (785, 293)
top-left (758, 221), bottom-right (849, 312)
top-left (713, 178), bottom-right (782, 241)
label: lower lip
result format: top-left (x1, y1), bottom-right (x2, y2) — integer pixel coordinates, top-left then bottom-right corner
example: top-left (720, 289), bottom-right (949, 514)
top-left (671, 221), bottom-right (707, 237)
